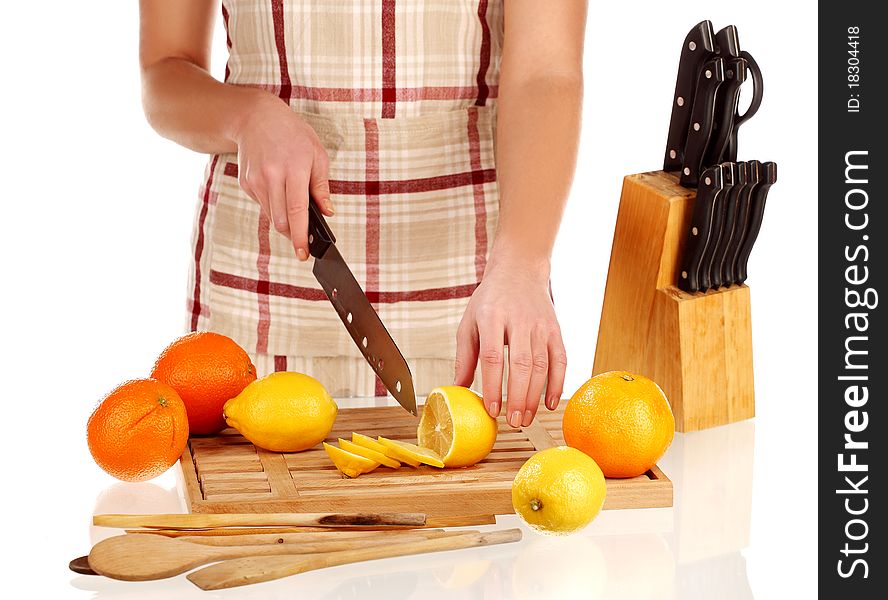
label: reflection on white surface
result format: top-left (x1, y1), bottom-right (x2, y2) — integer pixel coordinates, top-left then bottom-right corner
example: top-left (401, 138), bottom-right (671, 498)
top-left (72, 420), bottom-right (756, 599)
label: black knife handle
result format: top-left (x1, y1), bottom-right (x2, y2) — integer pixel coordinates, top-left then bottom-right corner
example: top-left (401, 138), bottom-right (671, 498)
top-left (704, 57), bottom-right (747, 167)
top-left (710, 161), bottom-right (748, 288)
top-left (725, 50), bottom-right (764, 162)
top-left (663, 21), bottom-right (716, 171)
top-left (307, 199), bottom-right (336, 258)
top-left (714, 25), bottom-right (740, 57)
top-left (698, 162), bottom-right (735, 290)
top-left (679, 57), bottom-right (726, 188)
top-left (724, 160), bottom-right (761, 284)
top-left (677, 165), bottom-right (725, 293)
top-left (735, 161), bottom-right (777, 283)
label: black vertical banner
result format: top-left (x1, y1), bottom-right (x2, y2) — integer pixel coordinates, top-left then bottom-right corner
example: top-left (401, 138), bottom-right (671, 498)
top-left (819, 1), bottom-right (886, 595)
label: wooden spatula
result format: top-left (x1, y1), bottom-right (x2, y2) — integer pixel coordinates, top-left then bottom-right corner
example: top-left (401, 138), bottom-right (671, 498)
top-left (177, 528), bottom-right (466, 546)
top-left (93, 512), bottom-right (426, 530)
top-left (187, 528), bottom-right (523, 590)
top-left (89, 532), bottom-right (420, 581)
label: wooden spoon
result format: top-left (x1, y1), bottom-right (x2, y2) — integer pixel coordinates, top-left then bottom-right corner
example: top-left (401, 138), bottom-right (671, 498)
top-left (93, 512), bottom-right (426, 530)
top-left (188, 528), bottom-right (523, 590)
top-left (177, 528), bottom-right (469, 546)
top-left (90, 531), bottom-right (444, 580)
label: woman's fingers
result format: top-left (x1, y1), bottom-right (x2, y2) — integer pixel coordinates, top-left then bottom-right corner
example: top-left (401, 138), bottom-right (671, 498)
top-left (310, 148), bottom-right (334, 216)
top-left (522, 325), bottom-right (549, 426)
top-left (545, 330), bottom-right (567, 411)
top-left (478, 317), bottom-right (505, 419)
top-left (285, 172), bottom-right (311, 260)
top-left (505, 328), bottom-right (533, 428)
top-left (454, 318), bottom-right (479, 388)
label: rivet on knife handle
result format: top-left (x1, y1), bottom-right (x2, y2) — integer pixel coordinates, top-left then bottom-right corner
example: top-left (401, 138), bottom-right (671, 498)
top-left (663, 20), bottom-right (715, 172)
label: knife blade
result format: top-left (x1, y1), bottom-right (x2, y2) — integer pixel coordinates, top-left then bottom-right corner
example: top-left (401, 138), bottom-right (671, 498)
top-left (677, 165), bottom-right (726, 293)
top-left (734, 161), bottom-right (777, 284)
top-left (697, 162), bottom-right (734, 289)
top-left (708, 161), bottom-right (748, 288)
top-left (679, 57), bottom-right (726, 188)
top-left (723, 160), bottom-right (761, 284)
top-left (307, 201), bottom-right (417, 414)
top-left (663, 20), bottom-right (716, 172)
top-left (724, 50), bottom-right (764, 162)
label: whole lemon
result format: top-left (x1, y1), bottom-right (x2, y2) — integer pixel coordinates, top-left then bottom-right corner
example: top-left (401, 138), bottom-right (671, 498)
top-left (511, 446), bottom-right (607, 535)
top-left (223, 372), bottom-right (337, 452)
top-left (563, 371), bottom-right (674, 478)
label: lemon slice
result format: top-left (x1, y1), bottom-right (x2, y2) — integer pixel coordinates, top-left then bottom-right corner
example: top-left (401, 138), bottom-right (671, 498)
top-left (339, 438), bottom-right (400, 469)
top-left (323, 442), bottom-right (379, 478)
top-left (417, 386), bottom-right (498, 467)
top-left (377, 437), bottom-right (444, 468)
top-left (352, 432), bottom-right (420, 467)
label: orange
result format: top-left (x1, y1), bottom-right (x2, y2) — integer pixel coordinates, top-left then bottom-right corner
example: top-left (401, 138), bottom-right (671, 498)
top-left (562, 371), bottom-right (674, 478)
top-left (151, 332), bottom-right (256, 434)
top-left (87, 379), bottom-right (189, 482)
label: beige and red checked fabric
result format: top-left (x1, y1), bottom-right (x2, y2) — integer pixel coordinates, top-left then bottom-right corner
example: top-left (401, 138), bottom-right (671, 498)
top-left (187, 1), bottom-right (503, 397)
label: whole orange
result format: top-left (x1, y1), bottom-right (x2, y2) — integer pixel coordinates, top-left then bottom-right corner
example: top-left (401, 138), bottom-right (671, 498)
top-left (151, 332), bottom-right (257, 434)
top-left (562, 371), bottom-right (674, 478)
top-left (87, 379), bottom-right (189, 482)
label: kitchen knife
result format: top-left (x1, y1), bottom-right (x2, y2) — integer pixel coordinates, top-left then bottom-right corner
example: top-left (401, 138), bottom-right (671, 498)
top-left (679, 57), bottom-right (726, 188)
top-left (734, 161), bottom-right (777, 283)
top-left (677, 164), bottom-right (726, 293)
top-left (663, 20), bottom-right (716, 172)
top-left (723, 160), bottom-right (761, 284)
top-left (709, 161), bottom-right (748, 288)
top-left (307, 201), bottom-right (417, 414)
top-left (704, 27), bottom-right (747, 167)
top-left (724, 50), bottom-right (764, 162)
top-left (697, 162), bottom-right (734, 289)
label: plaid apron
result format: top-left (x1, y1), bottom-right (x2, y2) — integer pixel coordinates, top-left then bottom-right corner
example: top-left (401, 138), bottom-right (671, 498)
top-left (187, 1), bottom-right (503, 398)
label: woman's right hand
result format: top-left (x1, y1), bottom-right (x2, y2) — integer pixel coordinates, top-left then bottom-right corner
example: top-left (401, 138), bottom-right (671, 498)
top-left (233, 95), bottom-right (333, 261)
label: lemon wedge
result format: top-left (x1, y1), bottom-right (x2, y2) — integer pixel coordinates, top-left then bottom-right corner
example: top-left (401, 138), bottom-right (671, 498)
top-left (377, 437), bottom-right (445, 468)
top-left (323, 442), bottom-right (379, 478)
top-left (417, 386), bottom-right (497, 467)
top-left (339, 438), bottom-right (400, 469)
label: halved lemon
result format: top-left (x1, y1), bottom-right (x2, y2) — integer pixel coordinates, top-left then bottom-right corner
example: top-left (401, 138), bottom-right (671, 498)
top-left (323, 442), bottom-right (379, 478)
top-left (417, 386), bottom-right (498, 467)
top-left (339, 438), bottom-right (401, 469)
top-left (377, 436), bottom-right (444, 468)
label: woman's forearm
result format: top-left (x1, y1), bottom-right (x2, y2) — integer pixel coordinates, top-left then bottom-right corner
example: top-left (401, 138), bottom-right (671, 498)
top-left (490, 73), bottom-right (583, 276)
top-left (141, 58), bottom-right (281, 155)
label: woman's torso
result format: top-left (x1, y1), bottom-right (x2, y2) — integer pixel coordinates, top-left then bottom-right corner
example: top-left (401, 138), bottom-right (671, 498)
top-left (188, 1), bottom-right (503, 395)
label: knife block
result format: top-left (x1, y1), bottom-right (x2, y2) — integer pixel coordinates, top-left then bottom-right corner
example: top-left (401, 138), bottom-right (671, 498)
top-left (593, 171), bottom-right (754, 432)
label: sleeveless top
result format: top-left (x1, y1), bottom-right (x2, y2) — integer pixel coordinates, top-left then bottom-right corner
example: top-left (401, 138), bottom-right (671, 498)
top-left (187, 0), bottom-right (503, 397)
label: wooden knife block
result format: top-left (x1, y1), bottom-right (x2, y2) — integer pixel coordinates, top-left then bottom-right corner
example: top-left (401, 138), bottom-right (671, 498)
top-left (593, 171), bottom-right (754, 432)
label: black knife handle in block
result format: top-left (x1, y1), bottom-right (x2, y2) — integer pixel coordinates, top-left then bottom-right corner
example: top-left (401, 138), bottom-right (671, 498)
top-left (714, 25), bottom-right (740, 57)
top-left (710, 161), bottom-right (748, 288)
top-left (704, 57), bottom-right (747, 167)
top-left (725, 50), bottom-right (764, 162)
top-left (663, 20), bottom-right (715, 172)
top-left (735, 161), bottom-right (776, 283)
top-left (307, 200), bottom-right (336, 258)
top-left (677, 165), bottom-right (725, 293)
top-left (698, 162), bottom-right (734, 290)
top-left (724, 160), bottom-right (761, 284)
top-left (679, 57), bottom-right (726, 188)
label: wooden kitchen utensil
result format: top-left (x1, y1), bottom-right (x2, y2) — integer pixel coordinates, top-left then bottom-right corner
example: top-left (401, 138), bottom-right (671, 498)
top-left (93, 511), bottom-right (426, 529)
top-left (89, 531), bottom-right (442, 581)
top-left (187, 528), bottom-right (523, 590)
top-left (593, 171), bottom-right (755, 431)
top-left (176, 528), bottom-right (471, 546)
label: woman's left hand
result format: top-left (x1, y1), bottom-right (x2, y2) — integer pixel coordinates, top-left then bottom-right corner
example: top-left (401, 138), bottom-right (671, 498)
top-left (454, 259), bottom-right (567, 428)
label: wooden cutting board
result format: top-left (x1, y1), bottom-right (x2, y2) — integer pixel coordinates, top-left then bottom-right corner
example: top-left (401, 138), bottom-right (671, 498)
top-left (179, 403), bottom-right (672, 519)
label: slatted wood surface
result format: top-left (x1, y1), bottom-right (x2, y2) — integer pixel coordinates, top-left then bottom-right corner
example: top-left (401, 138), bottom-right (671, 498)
top-left (179, 404), bottom-right (672, 519)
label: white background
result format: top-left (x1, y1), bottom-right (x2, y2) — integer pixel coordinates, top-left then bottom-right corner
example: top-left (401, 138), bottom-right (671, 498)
top-left (1, 1), bottom-right (817, 598)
